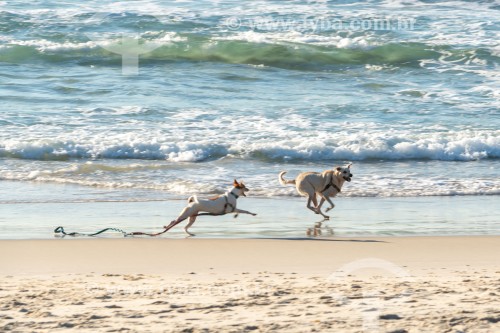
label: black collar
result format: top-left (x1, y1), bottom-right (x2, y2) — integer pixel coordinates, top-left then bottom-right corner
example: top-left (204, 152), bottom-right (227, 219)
top-left (230, 192), bottom-right (239, 199)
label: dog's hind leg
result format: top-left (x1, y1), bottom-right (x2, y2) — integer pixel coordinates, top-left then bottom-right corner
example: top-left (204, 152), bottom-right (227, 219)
top-left (306, 195), bottom-right (320, 214)
top-left (309, 195), bottom-right (329, 219)
top-left (317, 196), bottom-right (325, 211)
top-left (300, 182), bottom-right (325, 216)
top-left (163, 219), bottom-right (183, 232)
top-left (184, 215), bottom-right (197, 236)
top-left (299, 181), bottom-right (329, 219)
top-left (164, 206), bottom-right (192, 231)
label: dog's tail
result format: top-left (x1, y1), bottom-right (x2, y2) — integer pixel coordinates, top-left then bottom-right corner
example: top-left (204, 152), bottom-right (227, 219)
top-left (279, 171), bottom-right (296, 186)
top-left (187, 195), bottom-right (198, 204)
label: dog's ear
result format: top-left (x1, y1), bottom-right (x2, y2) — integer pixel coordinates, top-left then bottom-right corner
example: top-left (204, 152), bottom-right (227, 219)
top-left (233, 179), bottom-right (239, 187)
top-left (347, 163), bottom-right (352, 169)
top-left (336, 167), bottom-right (341, 171)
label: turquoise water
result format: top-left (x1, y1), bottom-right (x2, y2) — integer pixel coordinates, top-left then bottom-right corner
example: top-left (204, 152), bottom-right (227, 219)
top-left (0, 1), bottom-right (499, 237)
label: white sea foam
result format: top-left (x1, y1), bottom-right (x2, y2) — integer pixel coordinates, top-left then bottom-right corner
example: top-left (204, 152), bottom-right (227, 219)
top-left (10, 39), bottom-right (99, 52)
top-left (2, 158), bottom-right (499, 199)
top-left (77, 106), bottom-right (151, 116)
top-left (4, 31), bottom-right (186, 53)
top-left (213, 31), bottom-right (378, 49)
top-left (0, 130), bottom-right (499, 163)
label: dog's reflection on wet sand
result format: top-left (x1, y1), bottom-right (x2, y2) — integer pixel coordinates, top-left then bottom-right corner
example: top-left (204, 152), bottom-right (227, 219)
top-left (306, 219), bottom-right (334, 237)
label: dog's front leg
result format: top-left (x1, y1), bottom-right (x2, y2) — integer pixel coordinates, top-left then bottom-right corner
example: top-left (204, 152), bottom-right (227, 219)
top-left (310, 195), bottom-right (329, 219)
top-left (323, 196), bottom-right (335, 212)
top-left (233, 208), bottom-right (257, 216)
top-left (318, 194), bottom-right (335, 212)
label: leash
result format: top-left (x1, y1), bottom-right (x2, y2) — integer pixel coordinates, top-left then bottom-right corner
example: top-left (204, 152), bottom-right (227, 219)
top-left (53, 195), bottom-right (237, 237)
top-left (54, 226), bottom-right (130, 237)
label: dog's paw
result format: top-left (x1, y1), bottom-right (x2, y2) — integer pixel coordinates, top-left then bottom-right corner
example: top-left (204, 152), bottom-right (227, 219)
top-left (233, 214), bottom-right (239, 218)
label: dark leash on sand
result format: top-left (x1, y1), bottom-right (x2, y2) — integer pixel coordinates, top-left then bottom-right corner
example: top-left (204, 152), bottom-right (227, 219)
top-left (53, 226), bottom-right (171, 237)
top-left (53, 212), bottom-right (227, 237)
top-left (54, 226), bottom-right (131, 237)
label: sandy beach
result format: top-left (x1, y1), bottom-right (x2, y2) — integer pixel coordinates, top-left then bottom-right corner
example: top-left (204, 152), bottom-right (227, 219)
top-left (1, 236), bottom-right (499, 332)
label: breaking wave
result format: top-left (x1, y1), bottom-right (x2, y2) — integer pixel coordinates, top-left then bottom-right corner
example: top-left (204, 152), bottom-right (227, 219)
top-left (1, 36), bottom-right (498, 70)
top-left (1, 132), bottom-right (499, 162)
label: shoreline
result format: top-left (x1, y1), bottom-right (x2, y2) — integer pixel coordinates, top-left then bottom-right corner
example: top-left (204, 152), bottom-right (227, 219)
top-left (2, 183), bottom-right (500, 239)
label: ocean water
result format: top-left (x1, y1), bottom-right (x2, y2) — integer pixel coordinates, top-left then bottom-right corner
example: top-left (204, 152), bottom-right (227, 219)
top-left (1, 1), bottom-right (499, 237)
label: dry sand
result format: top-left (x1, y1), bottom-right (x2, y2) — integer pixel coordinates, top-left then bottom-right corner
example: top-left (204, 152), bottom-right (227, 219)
top-left (1, 236), bottom-right (499, 332)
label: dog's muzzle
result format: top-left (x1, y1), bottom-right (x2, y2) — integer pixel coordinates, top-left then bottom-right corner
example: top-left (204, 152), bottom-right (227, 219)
top-left (344, 173), bottom-right (353, 182)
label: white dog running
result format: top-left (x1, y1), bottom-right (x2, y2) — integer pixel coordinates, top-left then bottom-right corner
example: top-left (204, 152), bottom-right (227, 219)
top-left (164, 180), bottom-right (257, 236)
top-left (279, 164), bottom-right (353, 219)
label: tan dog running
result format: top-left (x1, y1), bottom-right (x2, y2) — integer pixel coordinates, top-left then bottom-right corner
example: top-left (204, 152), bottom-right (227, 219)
top-left (165, 180), bottom-right (257, 236)
top-left (279, 164), bottom-right (353, 219)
